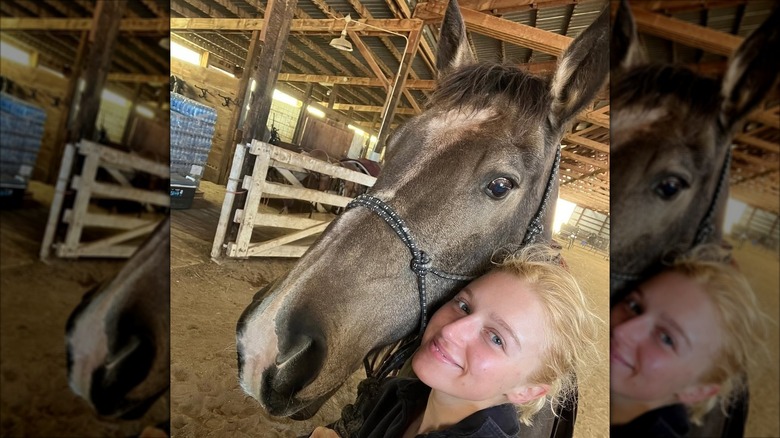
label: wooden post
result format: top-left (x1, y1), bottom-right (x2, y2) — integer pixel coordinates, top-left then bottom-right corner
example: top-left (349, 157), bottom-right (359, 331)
top-left (292, 83), bottom-right (313, 145)
top-left (40, 143), bottom-right (76, 260)
top-left (376, 25), bottom-right (422, 153)
top-left (217, 30), bottom-right (261, 185)
top-left (328, 84), bottom-right (339, 109)
top-left (227, 0), bottom-right (298, 244)
top-left (47, 31), bottom-right (88, 184)
top-left (61, 144), bottom-right (100, 256)
top-left (211, 142), bottom-right (247, 259)
top-left (121, 82), bottom-right (143, 146)
top-left (233, 142), bottom-right (272, 258)
top-left (68, 0), bottom-right (126, 143)
top-left (241, 0), bottom-right (297, 144)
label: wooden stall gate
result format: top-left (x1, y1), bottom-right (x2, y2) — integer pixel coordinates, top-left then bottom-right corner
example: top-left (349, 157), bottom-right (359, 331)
top-left (40, 140), bottom-right (169, 259)
top-left (212, 139), bottom-right (377, 259)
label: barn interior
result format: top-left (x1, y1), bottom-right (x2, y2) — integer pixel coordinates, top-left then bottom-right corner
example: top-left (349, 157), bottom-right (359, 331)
top-left (1, 1), bottom-right (170, 436)
top-left (0, 0), bottom-right (777, 437)
top-left (167, 0), bottom-right (613, 436)
top-left (166, 0), bottom-right (777, 437)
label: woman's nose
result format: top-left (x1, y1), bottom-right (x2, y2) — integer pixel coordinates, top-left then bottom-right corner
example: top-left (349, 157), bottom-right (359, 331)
top-left (441, 315), bottom-right (479, 345)
top-left (613, 313), bottom-right (652, 345)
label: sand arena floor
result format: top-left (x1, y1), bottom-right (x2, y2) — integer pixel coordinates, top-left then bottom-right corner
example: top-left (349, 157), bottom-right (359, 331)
top-left (0, 182), bottom-right (168, 437)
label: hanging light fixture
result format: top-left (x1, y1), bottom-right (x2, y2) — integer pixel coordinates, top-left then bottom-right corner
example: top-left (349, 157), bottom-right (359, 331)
top-left (329, 14), bottom-right (353, 52)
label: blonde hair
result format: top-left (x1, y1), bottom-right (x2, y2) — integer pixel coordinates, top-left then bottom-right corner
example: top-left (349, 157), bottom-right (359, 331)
top-left (665, 245), bottom-right (770, 425)
top-left (493, 244), bottom-right (602, 425)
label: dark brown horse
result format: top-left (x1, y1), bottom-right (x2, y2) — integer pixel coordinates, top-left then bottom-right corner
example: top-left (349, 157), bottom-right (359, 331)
top-left (236, 0), bottom-right (609, 430)
top-left (610, 1), bottom-right (779, 299)
top-left (66, 217), bottom-right (170, 423)
top-left (610, 1), bottom-right (779, 436)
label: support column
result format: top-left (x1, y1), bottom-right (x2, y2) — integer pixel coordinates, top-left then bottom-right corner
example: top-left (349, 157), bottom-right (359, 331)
top-left (217, 29), bottom-right (261, 185)
top-left (328, 84), bottom-right (339, 109)
top-left (47, 31), bottom-right (88, 184)
top-left (225, 0), bottom-right (298, 252)
top-left (292, 83), bottom-right (313, 145)
top-left (375, 25), bottom-right (423, 154)
top-left (68, 0), bottom-right (127, 144)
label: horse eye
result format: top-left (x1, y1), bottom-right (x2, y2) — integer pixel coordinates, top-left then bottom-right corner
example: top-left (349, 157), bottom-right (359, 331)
top-left (486, 177), bottom-right (514, 199)
top-left (654, 177), bottom-right (687, 200)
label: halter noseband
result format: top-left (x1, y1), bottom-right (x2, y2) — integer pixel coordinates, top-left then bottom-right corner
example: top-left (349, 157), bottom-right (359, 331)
top-left (346, 146), bottom-right (560, 377)
top-left (694, 146), bottom-right (731, 246)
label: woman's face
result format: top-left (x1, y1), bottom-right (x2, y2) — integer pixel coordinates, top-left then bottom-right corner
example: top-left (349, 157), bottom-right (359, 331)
top-left (411, 270), bottom-right (547, 406)
top-left (610, 271), bottom-right (723, 406)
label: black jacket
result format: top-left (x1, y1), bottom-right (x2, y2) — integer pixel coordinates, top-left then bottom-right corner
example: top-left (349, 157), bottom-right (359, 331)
top-left (352, 377), bottom-right (520, 438)
top-left (611, 404), bottom-right (690, 438)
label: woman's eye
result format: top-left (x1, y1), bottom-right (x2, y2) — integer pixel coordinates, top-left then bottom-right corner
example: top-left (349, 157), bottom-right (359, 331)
top-left (486, 177), bottom-right (514, 199)
top-left (653, 176), bottom-right (688, 200)
top-left (456, 299), bottom-right (470, 314)
top-left (489, 332), bottom-right (503, 347)
top-left (659, 331), bottom-right (674, 348)
top-left (625, 298), bottom-right (642, 315)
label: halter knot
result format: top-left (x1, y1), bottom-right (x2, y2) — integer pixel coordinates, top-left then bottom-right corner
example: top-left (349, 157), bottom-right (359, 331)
top-left (410, 251), bottom-right (432, 276)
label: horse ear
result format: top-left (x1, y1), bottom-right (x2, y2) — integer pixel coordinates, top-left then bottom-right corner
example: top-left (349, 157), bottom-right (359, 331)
top-left (436, 0), bottom-right (476, 79)
top-left (549, 5), bottom-right (610, 129)
top-left (719, 6), bottom-right (780, 131)
top-left (611, 0), bottom-right (646, 73)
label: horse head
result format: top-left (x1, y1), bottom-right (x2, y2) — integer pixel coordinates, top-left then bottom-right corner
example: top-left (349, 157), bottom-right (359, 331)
top-left (236, 0), bottom-right (608, 419)
top-left (609, 0), bottom-right (780, 298)
top-left (66, 217), bottom-right (170, 419)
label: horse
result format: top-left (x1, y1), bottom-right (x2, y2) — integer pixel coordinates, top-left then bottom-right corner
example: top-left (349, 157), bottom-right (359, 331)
top-left (65, 217), bottom-right (170, 427)
top-left (609, 1), bottom-right (779, 435)
top-left (609, 0), bottom-right (780, 300)
top-left (236, 0), bottom-right (608, 431)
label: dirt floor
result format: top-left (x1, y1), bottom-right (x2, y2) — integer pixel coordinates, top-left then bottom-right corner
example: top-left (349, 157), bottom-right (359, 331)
top-left (169, 181), bottom-right (612, 437)
top-left (0, 181), bottom-right (168, 437)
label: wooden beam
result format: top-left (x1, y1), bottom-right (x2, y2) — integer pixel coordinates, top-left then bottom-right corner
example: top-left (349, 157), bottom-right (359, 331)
top-left (563, 134), bottom-right (610, 153)
top-left (413, 5), bottom-right (571, 56)
top-left (169, 17), bottom-right (423, 33)
top-left (562, 150), bottom-right (609, 170)
top-left (108, 73), bottom-right (169, 83)
top-left (277, 73), bottom-right (435, 89)
top-left (319, 103), bottom-right (418, 115)
top-left (417, 0), bottom-right (578, 17)
top-left (0, 17), bottom-right (168, 32)
top-left (631, 6), bottom-right (742, 56)
top-left (734, 133), bottom-right (780, 154)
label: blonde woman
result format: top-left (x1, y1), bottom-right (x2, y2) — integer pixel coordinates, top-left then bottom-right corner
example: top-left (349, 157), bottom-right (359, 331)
top-left (610, 247), bottom-right (768, 437)
top-left (311, 244), bottom-right (601, 438)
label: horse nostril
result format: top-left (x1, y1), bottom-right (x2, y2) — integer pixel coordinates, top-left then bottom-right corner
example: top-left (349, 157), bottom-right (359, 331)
top-left (273, 334), bottom-right (325, 393)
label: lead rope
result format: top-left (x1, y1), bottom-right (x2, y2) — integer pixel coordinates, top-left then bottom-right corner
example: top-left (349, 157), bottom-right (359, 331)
top-left (694, 147), bottom-right (731, 246)
top-left (522, 146), bottom-right (561, 246)
top-left (346, 194), bottom-right (475, 339)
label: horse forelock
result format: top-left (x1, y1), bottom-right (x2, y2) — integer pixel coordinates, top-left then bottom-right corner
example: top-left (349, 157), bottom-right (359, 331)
top-left (429, 63), bottom-right (552, 119)
top-left (614, 64), bottom-right (722, 121)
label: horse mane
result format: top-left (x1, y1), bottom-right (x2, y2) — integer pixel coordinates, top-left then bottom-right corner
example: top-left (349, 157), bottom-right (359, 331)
top-left (613, 64), bottom-right (722, 117)
top-left (428, 62), bottom-right (552, 119)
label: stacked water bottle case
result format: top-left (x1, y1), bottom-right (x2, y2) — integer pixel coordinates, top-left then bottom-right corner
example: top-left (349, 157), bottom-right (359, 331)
top-left (170, 92), bottom-right (217, 209)
top-left (0, 92), bottom-right (46, 207)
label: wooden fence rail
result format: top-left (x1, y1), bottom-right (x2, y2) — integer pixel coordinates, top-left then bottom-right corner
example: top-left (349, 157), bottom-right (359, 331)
top-left (212, 140), bottom-right (376, 259)
top-left (40, 140), bottom-right (168, 259)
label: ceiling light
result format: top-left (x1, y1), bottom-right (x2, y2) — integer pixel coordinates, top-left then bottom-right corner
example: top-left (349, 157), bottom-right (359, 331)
top-left (329, 15), bottom-right (353, 52)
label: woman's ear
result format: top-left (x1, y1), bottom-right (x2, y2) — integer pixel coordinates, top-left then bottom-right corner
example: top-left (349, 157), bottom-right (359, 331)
top-left (506, 384), bottom-right (550, 405)
top-left (676, 383), bottom-right (720, 405)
